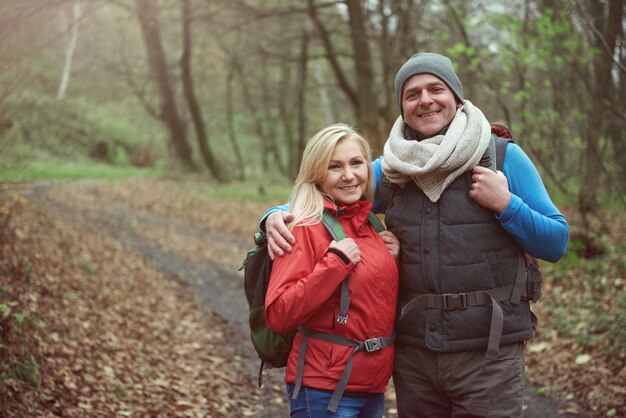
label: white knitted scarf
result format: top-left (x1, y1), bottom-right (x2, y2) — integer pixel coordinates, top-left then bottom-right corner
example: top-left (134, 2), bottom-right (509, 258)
top-left (382, 100), bottom-right (491, 202)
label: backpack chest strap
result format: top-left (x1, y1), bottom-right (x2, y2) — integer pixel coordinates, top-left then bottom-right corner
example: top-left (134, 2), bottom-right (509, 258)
top-left (399, 255), bottom-right (527, 360)
top-left (399, 287), bottom-right (508, 360)
top-left (292, 326), bottom-right (395, 413)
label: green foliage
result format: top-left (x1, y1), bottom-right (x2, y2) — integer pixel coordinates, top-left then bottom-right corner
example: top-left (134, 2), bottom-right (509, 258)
top-left (0, 93), bottom-right (165, 178)
top-left (13, 312), bottom-right (27, 327)
top-left (177, 180), bottom-right (292, 205)
top-left (542, 240), bottom-right (626, 365)
top-left (84, 263), bottom-right (98, 276)
top-left (0, 161), bottom-right (163, 182)
top-left (19, 259), bottom-right (32, 279)
top-left (0, 240), bottom-right (42, 393)
top-left (536, 386), bottom-right (550, 397)
top-left (13, 353), bottom-right (41, 390)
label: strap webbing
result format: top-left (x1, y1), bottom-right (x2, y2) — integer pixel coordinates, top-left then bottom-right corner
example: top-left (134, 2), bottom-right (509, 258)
top-left (400, 288), bottom-right (508, 360)
top-left (485, 294), bottom-right (504, 360)
top-left (291, 326), bottom-right (394, 413)
top-left (320, 210), bottom-right (386, 325)
top-left (321, 211), bottom-right (351, 324)
top-left (485, 135), bottom-right (497, 172)
top-left (510, 254), bottom-right (526, 305)
top-left (399, 254), bottom-right (528, 359)
top-left (399, 285), bottom-right (515, 318)
top-left (366, 211), bottom-right (385, 233)
top-left (380, 176), bottom-right (393, 212)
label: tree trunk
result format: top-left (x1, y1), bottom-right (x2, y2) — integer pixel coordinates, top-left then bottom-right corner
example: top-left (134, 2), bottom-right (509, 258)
top-left (295, 29), bottom-right (309, 178)
top-left (136, 0), bottom-right (195, 169)
top-left (307, 0), bottom-right (385, 152)
top-left (226, 55), bottom-right (245, 181)
top-left (57, 0), bottom-right (81, 100)
top-left (277, 63), bottom-right (295, 177)
top-left (442, 0), bottom-right (512, 125)
top-left (610, 38), bottom-right (626, 197)
top-left (379, 0), bottom-right (416, 126)
top-left (313, 58), bottom-right (333, 126)
top-left (579, 0), bottom-right (624, 213)
top-left (306, 0), bottom-right (358, 109)
top-left (344, 0), bottom-right (385, 150)
top-left (234, 61), bottom-right (279, 174)
top-left (180, 0), bottom-right (224, 181)
top-left (263, 69), bottom-right (287, 176)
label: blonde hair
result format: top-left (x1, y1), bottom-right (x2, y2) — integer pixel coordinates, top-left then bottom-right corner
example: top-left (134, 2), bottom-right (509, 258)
top-left (288, 123), bottom-right (373, 228)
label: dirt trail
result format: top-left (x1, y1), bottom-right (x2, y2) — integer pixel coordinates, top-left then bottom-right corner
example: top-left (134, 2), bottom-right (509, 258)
top-left (18, 178), bottom-right (587, 417)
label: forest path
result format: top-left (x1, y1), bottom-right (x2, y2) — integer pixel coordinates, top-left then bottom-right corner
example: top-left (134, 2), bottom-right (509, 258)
top-left (17, 178), bottom-right (585, 418)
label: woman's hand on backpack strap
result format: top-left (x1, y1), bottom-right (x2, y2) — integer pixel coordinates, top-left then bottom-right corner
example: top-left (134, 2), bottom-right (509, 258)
top-left (330, 238), bottom-right (361, 265)
top-left (267, 211), bottom-right (295, 260)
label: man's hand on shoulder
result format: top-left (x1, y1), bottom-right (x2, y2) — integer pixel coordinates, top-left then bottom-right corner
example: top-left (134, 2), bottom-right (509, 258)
top-left (378, 231), bottom-right (400, 263)
top-left (266, 211), bottom-right (295, 259)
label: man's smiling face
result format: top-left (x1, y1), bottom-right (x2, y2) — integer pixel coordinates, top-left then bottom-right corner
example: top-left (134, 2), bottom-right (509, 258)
top-left (401, 73), bottom-right (461, 140)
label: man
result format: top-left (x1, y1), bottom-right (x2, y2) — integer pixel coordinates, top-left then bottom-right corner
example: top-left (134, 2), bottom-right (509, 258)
top-left (262, 52), bottom-right (569, 417)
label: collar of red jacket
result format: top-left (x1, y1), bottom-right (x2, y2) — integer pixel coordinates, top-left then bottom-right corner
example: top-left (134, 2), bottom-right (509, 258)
top-left (323, 197), bottom-right (373, 235)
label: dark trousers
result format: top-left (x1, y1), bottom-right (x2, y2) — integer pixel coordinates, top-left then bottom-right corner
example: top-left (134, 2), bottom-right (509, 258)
top-left (393, 342), bottom-right (525, 418)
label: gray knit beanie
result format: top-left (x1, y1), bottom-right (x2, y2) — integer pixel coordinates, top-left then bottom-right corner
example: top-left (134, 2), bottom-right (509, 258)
top-left (394, 52), bottom-right (464, 114)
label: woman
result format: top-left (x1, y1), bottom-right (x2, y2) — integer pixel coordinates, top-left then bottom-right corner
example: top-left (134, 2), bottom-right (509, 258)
top-left (265, 124), bottom-right (399, 417)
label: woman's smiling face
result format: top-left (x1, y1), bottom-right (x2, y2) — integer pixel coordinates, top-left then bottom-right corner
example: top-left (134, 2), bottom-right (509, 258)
top-left (319, 138), bottom-right (369, 206)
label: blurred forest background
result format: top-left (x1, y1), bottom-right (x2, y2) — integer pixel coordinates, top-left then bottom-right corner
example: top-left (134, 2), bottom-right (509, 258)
top-left (0, 0), bottom-right (625, 416)
top-left (1, 0), bottom-right (625, 208)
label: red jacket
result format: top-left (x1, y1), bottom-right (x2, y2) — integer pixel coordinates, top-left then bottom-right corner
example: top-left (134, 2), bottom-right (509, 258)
top-left (265, 199), bottom-right (399, 394)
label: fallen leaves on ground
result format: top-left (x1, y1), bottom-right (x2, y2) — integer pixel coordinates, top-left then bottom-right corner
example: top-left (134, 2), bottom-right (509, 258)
top-left (0, 182), bottom-right (282, 417)
top-left (1, 177), bottom-right (624, 418)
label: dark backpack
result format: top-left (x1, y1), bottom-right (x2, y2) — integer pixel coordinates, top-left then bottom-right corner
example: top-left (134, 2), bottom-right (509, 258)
top-left (483, 129), bottom-right (543, 304)
top-left (240, 208), bottom-right (385, 387)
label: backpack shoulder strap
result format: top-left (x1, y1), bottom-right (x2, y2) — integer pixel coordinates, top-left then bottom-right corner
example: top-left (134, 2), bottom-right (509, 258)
top-left (320, 209), bottom-right (350, 324)
top-left (380, 175), bottom-right (393, 211)
top-left (481, 134), bottom-right (512, 172)
top-left (367, 211), bottom-right (385, 233)
top-left (319, 209), bottom-right (384, 325)
top-left (494, 136), bottom-right (510, 172)
top-left (321, 210), bottom-right (346, 241)
top-left (321, 209), bottom-right (385, 236)
top-left (480, 134), bottom-right (498, 172)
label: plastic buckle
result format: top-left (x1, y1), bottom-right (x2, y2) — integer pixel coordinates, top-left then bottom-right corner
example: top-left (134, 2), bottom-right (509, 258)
top-left (442, 293), bottom-right (467, 310)
top-left (364, 337), bottom-right (383, 352)
top-left (336, 314), bottom-right (348, 325)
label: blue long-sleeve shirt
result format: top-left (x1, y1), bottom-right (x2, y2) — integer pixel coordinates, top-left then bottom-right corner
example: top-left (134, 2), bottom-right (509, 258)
top-left (262, 143), bottom-right (569, 263)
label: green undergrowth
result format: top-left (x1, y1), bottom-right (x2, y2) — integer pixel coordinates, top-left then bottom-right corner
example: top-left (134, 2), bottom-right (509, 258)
top-left (0, 206), bottom-right (43, 396)
top-left (0, 94), bottom-right (164, 176)
top-left (540, 230), bottom-right (626, 365)
top-left (177, 178), bottom-right (292, 205)
top-left (0, 161), bottom-right (163, 182)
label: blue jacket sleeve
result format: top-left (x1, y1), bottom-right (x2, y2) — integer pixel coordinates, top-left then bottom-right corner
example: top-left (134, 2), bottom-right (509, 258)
top-left (498, 143), bottom-right (569, 262)
top-left (372, 155), bottom-right (384, 213)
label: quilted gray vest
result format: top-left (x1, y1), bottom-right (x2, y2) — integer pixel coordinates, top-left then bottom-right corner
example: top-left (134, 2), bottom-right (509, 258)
top-left (382, 137), bottom-right (534, 355)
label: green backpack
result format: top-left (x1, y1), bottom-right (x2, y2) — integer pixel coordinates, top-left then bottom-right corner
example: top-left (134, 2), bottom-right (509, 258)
top-left (240, 209), bottom-right (385, 387)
